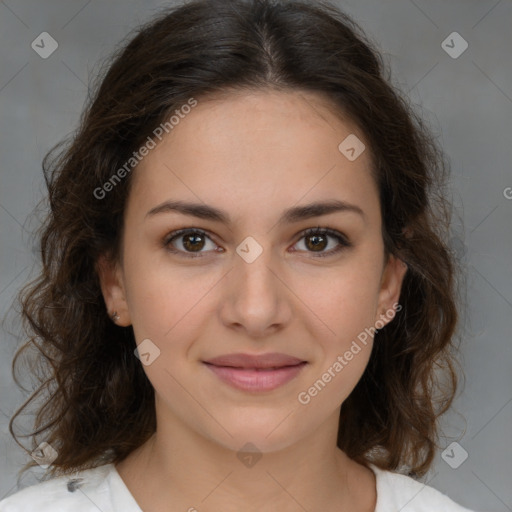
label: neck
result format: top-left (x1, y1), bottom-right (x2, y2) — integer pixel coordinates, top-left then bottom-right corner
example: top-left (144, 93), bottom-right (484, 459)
top-left (115, 407), bottom-right (376, 512)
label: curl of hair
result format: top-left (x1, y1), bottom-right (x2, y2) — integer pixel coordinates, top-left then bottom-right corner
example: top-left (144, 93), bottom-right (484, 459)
top-left (9, 0), bottom-right (463, 479)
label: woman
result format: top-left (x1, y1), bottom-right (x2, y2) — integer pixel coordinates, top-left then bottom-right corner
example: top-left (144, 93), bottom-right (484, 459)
top-left (0, 0), bottom-right (478, 510)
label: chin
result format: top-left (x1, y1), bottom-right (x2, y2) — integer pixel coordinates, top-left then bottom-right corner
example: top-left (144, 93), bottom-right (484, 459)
top-left (199, 411), bottom-right (309, 455)
top-left (214, 431), bottom-right (300, 456)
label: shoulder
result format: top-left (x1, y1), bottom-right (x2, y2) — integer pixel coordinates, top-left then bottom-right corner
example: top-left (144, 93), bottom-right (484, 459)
top-left (0, 464), bottom-right (115, 512)
top-left (370, 464), bottom-right (478, 512)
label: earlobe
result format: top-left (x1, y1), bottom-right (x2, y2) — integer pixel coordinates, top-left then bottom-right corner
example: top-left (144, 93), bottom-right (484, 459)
top-left (95, 254), bottom-right (131, 326)
top-left (375, 254), bottom-right (408, 326)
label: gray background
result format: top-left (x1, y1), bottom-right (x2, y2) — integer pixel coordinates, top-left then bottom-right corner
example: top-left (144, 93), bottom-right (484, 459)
top-left (0, 0), bottom-right (511, 510)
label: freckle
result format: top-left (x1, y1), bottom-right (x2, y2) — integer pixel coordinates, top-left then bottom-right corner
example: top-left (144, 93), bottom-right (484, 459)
top-left (67, 478), bottom-right (84, 492)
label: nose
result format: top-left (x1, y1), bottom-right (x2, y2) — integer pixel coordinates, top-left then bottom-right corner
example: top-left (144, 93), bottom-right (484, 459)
top-left (219, 245), bottom-right (293, 339)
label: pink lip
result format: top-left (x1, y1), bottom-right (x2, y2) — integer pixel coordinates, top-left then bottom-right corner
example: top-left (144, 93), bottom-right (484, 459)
top-left (203, 352), bottom-right (308, 392)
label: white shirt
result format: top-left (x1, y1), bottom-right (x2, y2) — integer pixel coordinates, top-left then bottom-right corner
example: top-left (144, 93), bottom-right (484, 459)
top-left (0, 462), bottom-right (477, 511)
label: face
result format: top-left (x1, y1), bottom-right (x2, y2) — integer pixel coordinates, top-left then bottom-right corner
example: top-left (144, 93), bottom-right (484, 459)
top-left (98, 89), bottom-right (407, 454)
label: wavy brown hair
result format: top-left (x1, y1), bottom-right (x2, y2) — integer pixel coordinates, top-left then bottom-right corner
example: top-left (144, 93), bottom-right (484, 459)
top-left (9, 0), bottom-right (463, 480)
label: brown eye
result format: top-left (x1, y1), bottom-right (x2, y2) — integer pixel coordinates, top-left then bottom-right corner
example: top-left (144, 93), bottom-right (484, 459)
top-left (293, 227), bottom-right (352, 258)
top-left (305, 232), bottom-right (328, 252)
top-left (164, 229), bottom-right (219, 258)
top-left (182, 232), bottom-right (206, 252)
top-left (163, 227), bottom-right (351, 259)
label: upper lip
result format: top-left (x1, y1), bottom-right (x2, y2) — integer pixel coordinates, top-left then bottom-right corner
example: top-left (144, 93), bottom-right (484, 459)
top-left (203, 353), bottom-right (306, 369)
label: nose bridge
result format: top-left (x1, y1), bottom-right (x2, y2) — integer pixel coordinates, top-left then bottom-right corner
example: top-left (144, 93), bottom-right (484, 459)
top-left (234, 239), bottom-right (280, 302)
top-left (221, 237), bottom-right (290, 334)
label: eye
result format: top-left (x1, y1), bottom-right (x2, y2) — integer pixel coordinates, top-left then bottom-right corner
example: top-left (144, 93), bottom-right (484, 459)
top-left (292, 226), bottom-right (351, 258)
top-left (163, 226), bottom-right (351, 259)
top-left (163, 229), bottom-right (220, 258)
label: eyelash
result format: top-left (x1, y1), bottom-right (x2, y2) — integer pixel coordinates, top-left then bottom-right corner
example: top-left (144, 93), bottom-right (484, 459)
top-left (162, 226), bottom-right (352, 259)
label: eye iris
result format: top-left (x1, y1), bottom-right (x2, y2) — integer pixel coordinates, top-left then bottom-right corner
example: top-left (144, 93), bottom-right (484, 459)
top-left (183, 233), bottom-right (205, 252)
top-left (173, 230), bottom-right (339, 255)
top-left (306, 234), bottom-right (327, 252)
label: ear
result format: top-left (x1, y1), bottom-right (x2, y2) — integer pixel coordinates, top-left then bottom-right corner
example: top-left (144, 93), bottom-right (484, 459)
top-left (374, 254), bottom-right (408, 327)
top-left (96, 253), bottom-right (131, 326)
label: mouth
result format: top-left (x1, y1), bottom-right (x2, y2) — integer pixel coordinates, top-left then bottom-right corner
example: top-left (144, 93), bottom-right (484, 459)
top-left (202, 353), bottom-right (308, 392)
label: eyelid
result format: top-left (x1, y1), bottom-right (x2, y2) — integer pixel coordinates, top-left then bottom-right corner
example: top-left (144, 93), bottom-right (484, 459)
top-left (163, 226), bottom-right (351, 258)
top-left (162, 228), bottom-right (219, 258)
top-left (292, 226), bottom-right (352, 258)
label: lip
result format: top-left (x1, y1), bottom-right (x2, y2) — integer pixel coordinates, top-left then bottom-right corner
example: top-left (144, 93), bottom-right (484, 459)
top-left (204, 352), bottom-right (306, 369)
top-left (203, 352), bottom-right (308, 392)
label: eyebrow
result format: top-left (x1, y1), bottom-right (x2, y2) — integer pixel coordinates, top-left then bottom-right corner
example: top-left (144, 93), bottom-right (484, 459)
top-left (146, 199), bottom-right (365, 225)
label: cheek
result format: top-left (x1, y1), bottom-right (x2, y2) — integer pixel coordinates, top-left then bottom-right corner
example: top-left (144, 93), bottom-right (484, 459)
top-left (291, 254), bottom-right (383, 344)
top-left (296, 345), bottom-right (372, 416)
top-left (123, 268), bottom-right (168, 341)
top-left (294, 266), bottom-right (380, 409)
top-left (122, 250), bottom-right (219, 344)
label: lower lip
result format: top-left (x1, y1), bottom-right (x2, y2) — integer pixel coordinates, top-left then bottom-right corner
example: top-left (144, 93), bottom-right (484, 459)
top-left (204, 362), bottom-right (307, 392)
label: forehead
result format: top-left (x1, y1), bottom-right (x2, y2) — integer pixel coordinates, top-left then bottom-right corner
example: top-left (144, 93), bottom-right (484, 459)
top-left (129, 89), bottom-right (379, 226)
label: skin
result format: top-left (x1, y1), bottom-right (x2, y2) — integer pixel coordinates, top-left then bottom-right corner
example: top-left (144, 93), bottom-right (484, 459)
top-left (98, 89), bottom-right (407, 512)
